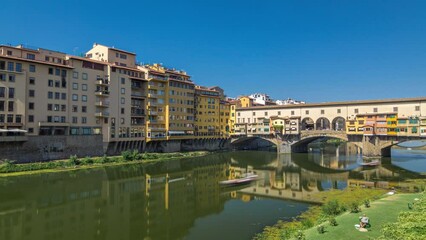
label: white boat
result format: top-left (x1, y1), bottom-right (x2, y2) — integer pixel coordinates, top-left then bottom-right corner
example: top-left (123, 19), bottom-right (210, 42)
top-left (219, 174), bottom-right (259, 186)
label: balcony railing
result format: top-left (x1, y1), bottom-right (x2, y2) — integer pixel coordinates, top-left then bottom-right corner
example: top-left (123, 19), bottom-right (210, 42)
top-left (95, 101), bottom-right (110, 107)
top-left (95, 91), bottom-right (110, 97)
top-left (95, 112), bottom-right (110, 118)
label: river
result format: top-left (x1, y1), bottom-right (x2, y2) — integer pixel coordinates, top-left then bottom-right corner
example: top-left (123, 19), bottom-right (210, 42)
top-left (0, 143), bottom-right (425, 240)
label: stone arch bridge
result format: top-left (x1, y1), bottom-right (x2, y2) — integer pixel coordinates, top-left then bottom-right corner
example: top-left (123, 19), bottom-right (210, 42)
top-left (231, 130), bottom-right (422, 157)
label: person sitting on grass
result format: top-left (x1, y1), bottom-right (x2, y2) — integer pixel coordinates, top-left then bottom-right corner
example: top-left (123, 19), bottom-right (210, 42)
top-left (359, 214), bottom-right (369, 228)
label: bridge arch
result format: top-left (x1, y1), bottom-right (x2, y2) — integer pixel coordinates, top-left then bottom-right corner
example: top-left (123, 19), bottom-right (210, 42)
top-left (315, 117), bottom-right (330, 130)
top-left (332, 117), bottom-right (346, 131)
top-left (301, 117), bottom-right (315, 130)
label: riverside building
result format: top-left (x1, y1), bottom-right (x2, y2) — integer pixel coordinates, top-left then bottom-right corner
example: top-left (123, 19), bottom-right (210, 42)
top-left (0, 43), bottom-right (230, 161)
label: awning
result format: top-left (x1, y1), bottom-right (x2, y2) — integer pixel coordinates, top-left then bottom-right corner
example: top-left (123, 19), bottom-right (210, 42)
top-left (0, 129), bottom-right (28, 133)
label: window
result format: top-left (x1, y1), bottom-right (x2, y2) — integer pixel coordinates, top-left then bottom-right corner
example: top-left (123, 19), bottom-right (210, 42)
top-left (29, 90), bottom-right (35, 97)
top-left (121, 97), bottom-right (125, 104)
top-left (55, 92), bottom-right (60, 99)
top-left (121, 88), bottom-right (125, 94)
top-left (321, 110), bottom-right (325, 114)
top-left (72, 105), bottom-right (78, 112)
top-left (8, 88), bottom-right (14, 98)
top-left (121, 78), bottom-right (125, 84)
top-left (61, 116), bottom-right (66, 123)
top-left (7, 114), bottom-right (13, 123)
top-left (26, 53), bottom-right (35, 60)
top-left (0, 87), bottom-right (5, 98)
top-left (8, 75), bottom-right (15, 82)
top-left (29, 102), bottom-right (34, 110)
top-left (73, 71), bottom-right (78, 79)
top-left (373, 108), bottom-right (378, 113)
top-left (0, 101), bottom-right (3, 111)
top-left (7, 62), bottom-right (14, 71)
top-left (0, 74), bottom-right (5, 81)
top-left (393, 107), bottom-right (398, 112)
top-left (82, 95), bottom-right (87, 102)
top-left (253, 112), bottom-right (256, 116)
top-left (54, 104), bottom-right (60, 111)
top-left (29, 65), bottom-right (36, 72)
top-left (28, 115), bottom-right (34, 122)
top-left (72, 83), bottom-right (78, 90)
top-left (54, 116), bottom-right (59, 122)
top-left (305, 110), bottom-right (309, 115)
top-left (0, 114), bottom-right (3, 122)
top-left (29, 77), bottom-right (35, 85)
top-left (121, 108), bottom-right (125, 114)
top-left (45, 56), bottom-right (50, 61)
top-left (13, 117), bottom-right (22, 127)
top-left (72, 94), bottom-right (78, 101)
top-left (48, 68), bottom-right (53, 75)
top-left (291, 110), bottom-right (295, 115)
top-left (6, 50), bottom-right (12, 56)
top-left (82, 106), bottom-right (87, 113)
top-left (55, 80), bottom-right (60, 88)
top-left (81, 117), bottom-right (87, 124)
top-left (278, 111), bottom-right (281, 115)
top-left (82, 84), bottom-right (87, 91)
top-left (0, 61), bottom-right (4, 70)
top-left (82, 73), bottom-right (88, 80)
top-left (337, 109), bottom-right (341, 114)
top-left (47, 116), bottom-right (52, 122)
top-left (264, 112), bottom-right (268, 116)
top-left (415, 106), bottom-right (420, 111)
top-left (47, 104), bottom-right (53, 111)
top-left (8, 101), bottom-right (14, 111)
top-left (48, 80), bottom-right (53, 87)
top-left (15, 63), bottom-right (22, 72)
top-left (72, 117), bottom-right (78, 123)
top-left (61, 93), bottom-right (66, 100)
top-left (120, 118), bottom-right (125, 124)
top-left (55, 68), bottom-right (60, 76)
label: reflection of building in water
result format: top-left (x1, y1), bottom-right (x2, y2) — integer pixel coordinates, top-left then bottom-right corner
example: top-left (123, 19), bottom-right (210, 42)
top-left (0, 157), bottom-right (230, 240)
top-left (308, 143), bottom-right (359, 170)
top-left (0, 171), bottom-right (107, 240)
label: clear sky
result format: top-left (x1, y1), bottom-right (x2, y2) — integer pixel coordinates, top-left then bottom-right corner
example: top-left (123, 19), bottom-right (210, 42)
top-left (2, 0), bottom-right (426, 102)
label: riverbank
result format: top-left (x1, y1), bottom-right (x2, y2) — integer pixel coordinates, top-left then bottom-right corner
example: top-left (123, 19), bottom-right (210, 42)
top-left (0, 151), bottom-right (210, 177)
top-left (253, 187), bottom-right (390, 240)
top-left (304, 192), bottom-right (424, 240)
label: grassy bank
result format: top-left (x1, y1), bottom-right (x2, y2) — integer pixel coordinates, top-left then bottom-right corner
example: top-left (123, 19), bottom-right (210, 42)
top-left (253, 187), bottom-right (387, 240)
top-left (0, 151), bottom-right (209, 176)
top-left (304, 192), bottom-right (424, 240)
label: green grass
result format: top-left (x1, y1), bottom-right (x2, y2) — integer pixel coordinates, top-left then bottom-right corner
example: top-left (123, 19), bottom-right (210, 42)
top-left (304, 193), bottom-right (423, 240)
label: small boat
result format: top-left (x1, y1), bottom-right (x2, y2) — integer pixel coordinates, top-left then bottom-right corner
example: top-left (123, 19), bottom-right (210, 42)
top-left (360, 160), bottom-right (380, 166)
top-left (219, 174), bottom-right (259, 186)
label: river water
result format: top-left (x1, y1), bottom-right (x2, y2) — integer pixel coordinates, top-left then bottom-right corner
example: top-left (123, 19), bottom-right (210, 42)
top-left (0, 143), bottom-right (425, 240)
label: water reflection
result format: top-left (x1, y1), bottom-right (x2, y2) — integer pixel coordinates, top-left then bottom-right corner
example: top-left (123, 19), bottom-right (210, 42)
top-left (0, 144), bottom-right (424, 240)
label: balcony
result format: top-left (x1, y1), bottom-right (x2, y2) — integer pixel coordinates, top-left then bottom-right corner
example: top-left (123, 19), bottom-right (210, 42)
top-left (149, 127), bottom-right (166, 131)
top-left (131, 110), bottom-right (145, 117)
top-left (95, 91), bottom-right (110, 97)
top-left (148, 74), bottom-right (167, 81)
top-left (95, 101), bottom-right (110, 107)
top-left (95, 112), bottom-right (110, 118)
top-left (96, 79), bottom-right (110, 86)
top-left (148, 111), bottom-right (158, 115)
top-left (131, 91), bottom-right (146, 98)
top-left (148, 102), bottom-right (157, 107)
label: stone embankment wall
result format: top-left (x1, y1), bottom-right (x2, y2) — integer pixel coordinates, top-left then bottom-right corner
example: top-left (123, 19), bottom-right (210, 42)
top-left (0, 135), bottom-right (104, 163)
top-left (0, 136), bottom-right (231, 163)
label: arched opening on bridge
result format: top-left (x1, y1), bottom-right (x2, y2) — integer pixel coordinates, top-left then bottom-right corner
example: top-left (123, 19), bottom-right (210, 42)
top-left (301, 117), bottom-right (315, 130)
top-left (316, 117), bottom-right (330, 130)
top-left (332, 117), bottom-right (346, 131)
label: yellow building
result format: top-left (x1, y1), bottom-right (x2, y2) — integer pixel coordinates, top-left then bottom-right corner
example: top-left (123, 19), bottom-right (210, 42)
top-left (386, 114), bottom-right (397, 136)
top-left (239, 96), bottom-right (254, 108)
top-left (194, 86), bottom-right (221, 138)
top-left (229, 101), bottom-right (237, 135)
top-left (346, 115), bottom-right (365, 135)
top-left (219, 100), bottom-right (231, 137)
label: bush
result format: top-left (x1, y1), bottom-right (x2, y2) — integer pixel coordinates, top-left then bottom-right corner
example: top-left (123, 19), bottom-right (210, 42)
top-left (68, 155), bottom-right (79, 166)
top-left (364, 199), bottom-right (371, 208)
top-left (329, 217), bottom-right (338, 226)
top-left (81, 156), bottom-right (94, 165)
top-left (350, 202), bottom-right (361, 213)
top-left (295, 230), bottom-right (305, 240)
top-left (317, 225), bottom-right (325, 234)
top-left (322, 200), bottom-right (342, 216)
top-left (0, 160), bottom-right (16, 173)
top-left (121, 150), bottom-right (133, 161)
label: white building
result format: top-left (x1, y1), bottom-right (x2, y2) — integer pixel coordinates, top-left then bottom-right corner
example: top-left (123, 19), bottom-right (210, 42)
top-left (249, 93), bottom-right (272, 105)
top-left (276, 98), bottom-right (306, 105)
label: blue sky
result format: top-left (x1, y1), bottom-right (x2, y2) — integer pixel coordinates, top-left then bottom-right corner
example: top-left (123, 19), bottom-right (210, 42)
top-left (2, 0), bottom-right (426, 102)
